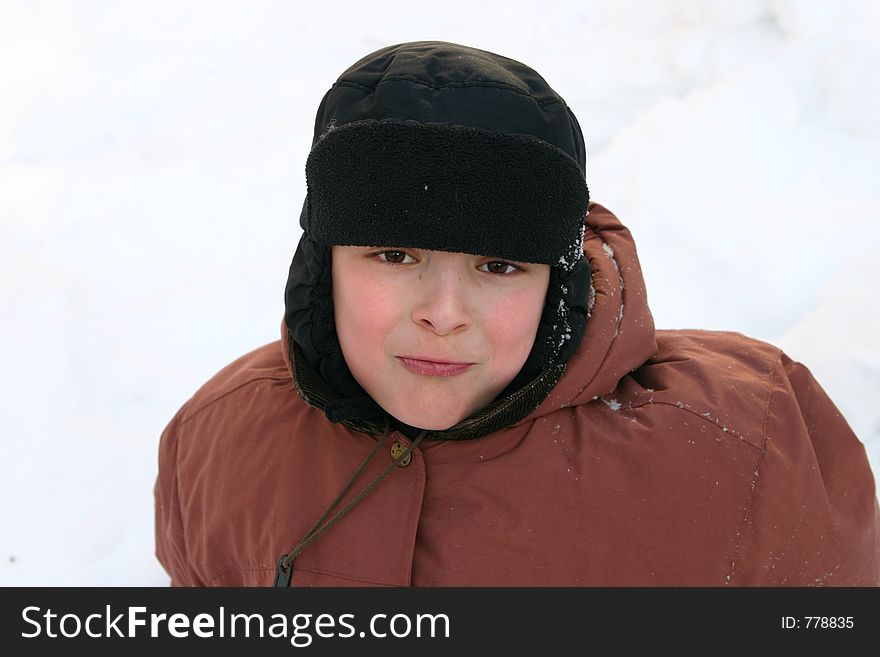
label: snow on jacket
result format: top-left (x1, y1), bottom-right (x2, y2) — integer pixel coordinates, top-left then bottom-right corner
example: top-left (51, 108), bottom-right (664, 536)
top-left (155, 203), bottom-right (880, 586)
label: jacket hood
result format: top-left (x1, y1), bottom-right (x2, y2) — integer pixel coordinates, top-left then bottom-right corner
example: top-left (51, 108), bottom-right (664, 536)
top-left (281, 202), bottom-right (658, 430)
top-left (523, 202), bottom-right (658, 419)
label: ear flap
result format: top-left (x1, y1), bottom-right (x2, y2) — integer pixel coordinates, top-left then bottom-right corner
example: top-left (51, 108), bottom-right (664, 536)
top-left (284, 234), bottom-right (379, 416)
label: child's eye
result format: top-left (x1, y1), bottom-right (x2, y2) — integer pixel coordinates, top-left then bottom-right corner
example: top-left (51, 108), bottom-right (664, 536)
top-left (479, 261), bottom-right (520, 275)
top-left (377, 250), bottom-right (415, 265)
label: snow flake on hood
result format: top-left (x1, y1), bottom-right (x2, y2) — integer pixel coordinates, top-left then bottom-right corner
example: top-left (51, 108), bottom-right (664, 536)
top-left (557, 223), bottom-right (587, 272)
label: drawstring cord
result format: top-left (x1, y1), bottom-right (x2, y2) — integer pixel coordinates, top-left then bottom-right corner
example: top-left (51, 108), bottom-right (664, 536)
top-left (274, 418), bottom-right (429, 587)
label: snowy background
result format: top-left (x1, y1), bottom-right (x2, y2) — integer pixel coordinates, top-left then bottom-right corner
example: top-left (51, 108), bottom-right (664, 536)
top-left (2, 0), bottom-right (878, 585)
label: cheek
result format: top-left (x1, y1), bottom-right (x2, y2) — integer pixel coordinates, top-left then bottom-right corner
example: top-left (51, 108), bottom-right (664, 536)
top-left (482, 286), bottom-right (546, 360)
top-left (334, 275), bottom-right (400, 355)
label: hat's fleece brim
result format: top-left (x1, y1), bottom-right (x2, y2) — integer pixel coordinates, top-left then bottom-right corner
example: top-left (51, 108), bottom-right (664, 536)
top-left (303, 119), bottom-right (589, 266)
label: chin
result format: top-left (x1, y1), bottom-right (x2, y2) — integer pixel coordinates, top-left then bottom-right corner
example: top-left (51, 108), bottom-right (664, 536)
top-left (390, 400), bottom-right (469, 431)
top-left (395, 413), bottom-right (460, 432)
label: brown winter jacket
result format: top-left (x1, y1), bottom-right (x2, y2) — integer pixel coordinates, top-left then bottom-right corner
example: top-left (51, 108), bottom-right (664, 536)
top-left (155, 203), bottom-right (880, 586)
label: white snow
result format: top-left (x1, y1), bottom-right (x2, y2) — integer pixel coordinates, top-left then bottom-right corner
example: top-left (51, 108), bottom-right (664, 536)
top-left (601, 398), bottom-right (623, 412)
top-left (1, 0), bottom-right (878, 585)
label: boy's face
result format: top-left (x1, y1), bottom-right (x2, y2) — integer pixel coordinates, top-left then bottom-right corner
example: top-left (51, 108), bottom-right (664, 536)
top-left (332, 246), bottom-right (550, 430)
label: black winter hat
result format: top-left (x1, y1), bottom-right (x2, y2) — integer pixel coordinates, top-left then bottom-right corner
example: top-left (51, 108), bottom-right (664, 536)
top-left (285, 41), bottom-right (592, 428)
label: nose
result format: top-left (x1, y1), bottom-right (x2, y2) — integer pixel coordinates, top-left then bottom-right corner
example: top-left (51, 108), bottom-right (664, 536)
top-left (411, 267), bottom-right (472, 336)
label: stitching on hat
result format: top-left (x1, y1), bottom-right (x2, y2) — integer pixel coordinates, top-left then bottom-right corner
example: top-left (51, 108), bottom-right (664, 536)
top-left (334, 76), bottom-right (562, 106)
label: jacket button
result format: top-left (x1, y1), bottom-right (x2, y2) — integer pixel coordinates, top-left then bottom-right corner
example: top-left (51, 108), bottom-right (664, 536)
top-left (390, 441), bottom-right (412, 467)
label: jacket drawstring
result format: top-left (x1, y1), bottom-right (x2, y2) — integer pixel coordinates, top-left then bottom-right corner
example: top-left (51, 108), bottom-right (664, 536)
top-left (274, 417), bottom-right (428, 587)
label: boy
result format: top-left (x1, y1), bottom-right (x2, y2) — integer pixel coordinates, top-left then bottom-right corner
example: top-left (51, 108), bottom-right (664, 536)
top-left (155, 41), bottom-right (880, 586)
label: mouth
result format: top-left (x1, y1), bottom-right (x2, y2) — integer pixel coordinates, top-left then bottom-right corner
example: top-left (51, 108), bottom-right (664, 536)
top-left (397, 356), bottom-right (475, 377)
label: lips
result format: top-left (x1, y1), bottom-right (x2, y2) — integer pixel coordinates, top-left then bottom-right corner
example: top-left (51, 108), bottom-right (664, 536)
top-left (397, 356), bottom-right (474, 377)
